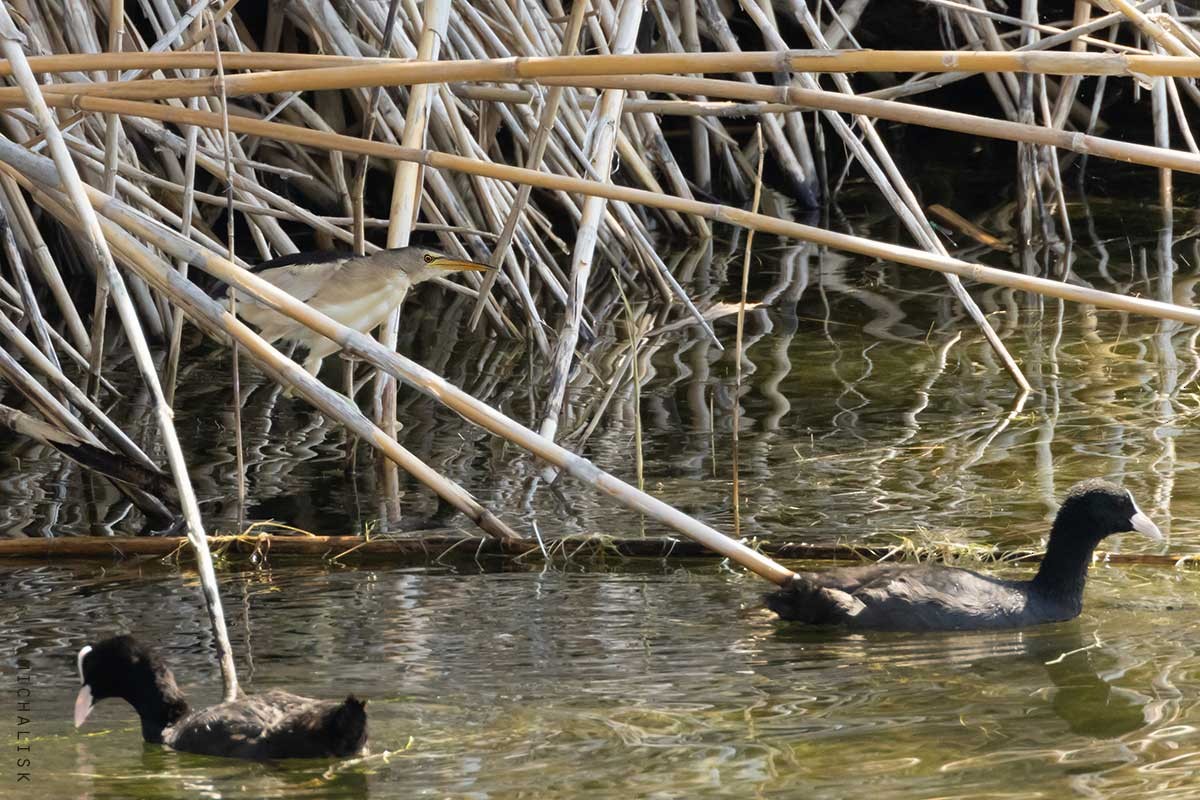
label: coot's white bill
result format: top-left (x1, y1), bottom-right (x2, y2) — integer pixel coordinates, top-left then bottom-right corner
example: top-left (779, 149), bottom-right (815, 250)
top-left (74, 684), bottom-right (93, 727)
top-left (1131, 511), bottom-right (1163, 541)
top-left (75, 644), bottom-right (94, 727)
top-left (1129, 492), bottom-right (1163, 541)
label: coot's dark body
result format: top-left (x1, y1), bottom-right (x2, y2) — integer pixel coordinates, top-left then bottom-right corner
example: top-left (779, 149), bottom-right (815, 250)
top-left (765, 563), bottom-right (1074, 630)
top-left (166, 690), bottom-right (367, 759)
top-left (765, 479), bottom-right (1162, 632)
top-left (75, 635), bottom-right (367, 760)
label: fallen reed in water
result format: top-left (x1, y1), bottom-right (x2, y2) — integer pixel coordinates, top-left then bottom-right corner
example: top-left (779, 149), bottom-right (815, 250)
top-left (2, 531), bottom-right (1189, 574)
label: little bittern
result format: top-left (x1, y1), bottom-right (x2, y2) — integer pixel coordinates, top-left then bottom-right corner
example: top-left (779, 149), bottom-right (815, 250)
top-left (221, 246), bottom-right (488, 375)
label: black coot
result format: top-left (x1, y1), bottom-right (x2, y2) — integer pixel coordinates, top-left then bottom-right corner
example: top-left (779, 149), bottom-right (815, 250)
top-left (74, 635), bottom-right (367, 759)
top-left (765, 479), bottom-right (1162, 631)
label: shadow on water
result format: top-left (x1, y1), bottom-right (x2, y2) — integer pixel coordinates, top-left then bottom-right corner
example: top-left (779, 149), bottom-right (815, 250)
top-left (1033, 627), bottom-right (1149, 739)
top-left (72, 745), bottom-right (371, 800)
top-left (767, 618), bottom-right (1149, 739)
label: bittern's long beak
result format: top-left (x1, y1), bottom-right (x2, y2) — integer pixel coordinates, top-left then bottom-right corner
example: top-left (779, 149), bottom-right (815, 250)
top-left (431, 256), bottom-right (490, 272)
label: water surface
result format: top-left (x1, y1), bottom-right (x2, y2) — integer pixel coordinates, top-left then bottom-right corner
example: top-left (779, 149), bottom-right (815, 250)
top-left (4, 155), bottom-right (1200, 796)
top-left (5, 559), bottom-right (1200, 798)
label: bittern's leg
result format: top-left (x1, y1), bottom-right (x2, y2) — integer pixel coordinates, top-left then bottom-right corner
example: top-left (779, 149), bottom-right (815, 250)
top-left (283, 350), bottom-right (326, 399)
top-left (301, 355), bottom-right (324, 377)
top-left (301, 338), bottom-right (343, 376)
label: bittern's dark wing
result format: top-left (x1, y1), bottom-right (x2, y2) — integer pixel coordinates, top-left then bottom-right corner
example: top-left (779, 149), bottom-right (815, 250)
top-left (208, 251), bottom-right (356, 301)
top-left (254, 250), bottom-right (357, 271)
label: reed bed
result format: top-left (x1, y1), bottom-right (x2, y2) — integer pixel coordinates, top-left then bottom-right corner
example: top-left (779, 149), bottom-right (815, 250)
top-left (2, 0), bottom-right (1200, 656)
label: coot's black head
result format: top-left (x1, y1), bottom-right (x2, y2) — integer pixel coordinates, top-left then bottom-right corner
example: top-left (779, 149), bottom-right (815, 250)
top-left (75, 635), bottom-right (188, 743)
top-left (1051, 479), bottom-right (1162, 546)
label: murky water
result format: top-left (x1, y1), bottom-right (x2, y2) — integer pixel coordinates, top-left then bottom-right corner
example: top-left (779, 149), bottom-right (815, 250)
top-left (6, 559), bottom-right (1200, 798)
top-left (5, 151), bottom-right (1200, 795)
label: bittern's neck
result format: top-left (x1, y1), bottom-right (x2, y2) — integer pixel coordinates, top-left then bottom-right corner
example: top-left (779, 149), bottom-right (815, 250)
top-left (377, 275), bottom-right (411, 317)
top-left (366, 264), bottom-right (414, 300)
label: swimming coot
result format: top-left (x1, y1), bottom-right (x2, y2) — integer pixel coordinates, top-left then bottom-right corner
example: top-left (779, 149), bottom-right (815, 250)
top-left (74, 635), bottom-right (367, 759)
top-left (765, 479), bottom-right (1162, 631)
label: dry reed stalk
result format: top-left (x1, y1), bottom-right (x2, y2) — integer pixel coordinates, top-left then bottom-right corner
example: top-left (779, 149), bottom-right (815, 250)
top-left (612, 274), bottom-right (643, 497)
top-left (920, 0), bottom-right (1143, 53)
top-left (1050, 1), bottom-right (1093, 131)
top-left (1110, 0), bottom-right (1193, 55)
top-left (163, 17), bottom-right (205, 408)
top-left (1158, 11), bottom-right (1200, 57)
top-left (22, 49), bottom-right (1200, 106)
top-left (344, 0), bottom-right (404, 469)
top-left (1164, 70), bottom-right (1200, 152)
top-left (573, 338), bottom-right (636, 449)
top-left (478, 0), bottom-right (676, 280)
top-left (698, 0), bottom-right (817, 202)
top-left (101, 119), bottom-right (286, 259)
top-left (0, 175), bottom-right (90, 353)
top-left (779, 0), bottom-right (1030, 390)
top-left (350, 0), bottom-right (402, 255)
top-left (56, 93), bottom-right (1200, 329)
top-left (0, 311), bottom-right (158, 471)
top-left (962, 0), bottom-right (1021, 116)
top-left (0, 403), bottom-right (175, 524)
top-left (0, 284), bottom-right (111, 394)
top-left (384, 2), bottom-right (447, 250)
top-left (1039, 74), bottom-right (1074, 242)
top-left (732, 126), bottom-right (765, 540)
top-left (208, 29), bottom-right (248, 532)
top-left (0, 347), bottom-right (103, 447)
top-left (376, 0), bottom-right (452, 528)
top-left (55, 134), bottom-right (230, 257)
top-left (869, 0), bottom-right (1163, 101)
top-left (1015, 2), bottom-right (1037, 245)
top-left (0, 4), bottom-right (239, 703)
top-left (656, 0), bottom-right (752, 193)
top-left (538, 96), bottom-right (796, 116)
top-left (533, 75), bottom-right (1200, 176)
top-left (598, 5), bottom-right (703, 238)
top-left (677, 0), bottom-right (710, 190)
top-left (537, 0), bottom-right (642, 470)
top-left (468, 0), bottom-right (588, 341)
top-left (100, 0), bottom-right (122, 194)
top-left (0, 206), bottom-right (58, 372)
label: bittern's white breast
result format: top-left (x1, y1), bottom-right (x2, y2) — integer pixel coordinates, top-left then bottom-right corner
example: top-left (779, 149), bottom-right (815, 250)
top-left (304, 266), bottom-right (413, 336)
top-left (234, 256), bottom-right (412, 347)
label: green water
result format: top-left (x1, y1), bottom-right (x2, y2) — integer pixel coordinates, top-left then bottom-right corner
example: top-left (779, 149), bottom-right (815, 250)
top-left (5, 560), bottom-right (1200, 798)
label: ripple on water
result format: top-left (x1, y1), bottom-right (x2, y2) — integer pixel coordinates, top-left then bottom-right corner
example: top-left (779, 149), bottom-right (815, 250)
top-left (6, 561), bottom-right (1200, 798)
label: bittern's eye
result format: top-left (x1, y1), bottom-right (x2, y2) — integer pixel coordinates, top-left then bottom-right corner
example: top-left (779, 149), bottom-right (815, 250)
top-left (423, 254), bottom-right (434, 264)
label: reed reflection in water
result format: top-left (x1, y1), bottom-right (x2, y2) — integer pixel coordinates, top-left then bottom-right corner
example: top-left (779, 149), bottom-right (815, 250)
top-left (2, 195), bottom-right (1198, 561)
